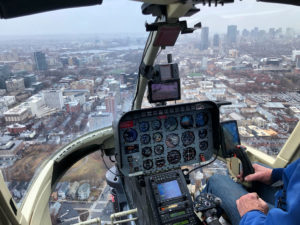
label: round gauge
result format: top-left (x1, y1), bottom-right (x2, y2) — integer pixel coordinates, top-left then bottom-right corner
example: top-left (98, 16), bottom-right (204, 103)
top-left (166, 133), bottom-right (180, 148)
top-left (180, 115), bottom-right (194, 129)
top-left (167, 150), bottom-right (181, 164)
top-left (154, 145), bottom-right (164, 155)
top-left (142, 147), bottom-right (152, 157)
top-left (139, 121), bottom-right (149, 132)
top-left (199, 129), bottom-right (208, 139)
top-left (140, 134), bottom-right (151, 145)
top-left (199, 141), bottom-right (208, 151)
top-left (143, 159), bottom-right (153, 170)
top-left (196, 112), bottom-right (208, 127)
top-left (153, 132), bottom-right (163, 142)
top-left (181, 131), bottom-right (195, 146)
top-left (151, 119), bottom-right (161, 130)
top-left (123, 128), bottom-right (138, 143)
top-left (155, 158), bottom-right (165, 168)
top-left (183, 147), bottom-right (196, 162)
top-left (164, 117), bottom-right (178, 131)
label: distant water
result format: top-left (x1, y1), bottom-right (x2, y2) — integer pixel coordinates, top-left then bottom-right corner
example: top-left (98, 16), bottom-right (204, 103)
top-left (65, 45), bottom-right (144, 54)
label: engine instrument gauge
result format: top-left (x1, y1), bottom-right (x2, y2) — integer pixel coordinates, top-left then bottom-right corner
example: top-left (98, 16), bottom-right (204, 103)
top-left (196, 112), bottom-right (208, 127)
top-left (181, 131), bottom-right (195, 146)
top-left (166, 133), bottom-right (180, 148)
top-left (151, 119), bottom-right (161, 130)
top-left (199, 141), bottom-right (208, 151)
top-left (123, 128), bottom-right (138, 143)
top-left (142, 147), bottom-right (152, 157)
top-left (153, 132), bottom-right (163, 142)
top-left (139, 121), bottom-right (149, 132)
top-left (154, 145), bottom-right (164, 155)
top-left (199, 129), bottom-right (208, 139)
top-left (180, 115), bottom-right (194, 129)
top-left (167, 150), bottom-right (181, 164)
top-left (140, 134), bottom-right (151, 145)
top-left (164, 117), bottom-right (178, 131)
top-left (183, 147), bottom-right (196, 162)
top-left (155, 158), bottom-right (165, 168)
top-left (143, 159), bottom-right (153, 170)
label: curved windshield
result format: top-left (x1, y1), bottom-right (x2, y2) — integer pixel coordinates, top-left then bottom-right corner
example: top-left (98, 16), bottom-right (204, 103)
top-left (150, 1), bottom-right (300, 157)
top-left (0, 0), bottom-right (146, 206)
top-left (0, 0), bottom-right (299, 223)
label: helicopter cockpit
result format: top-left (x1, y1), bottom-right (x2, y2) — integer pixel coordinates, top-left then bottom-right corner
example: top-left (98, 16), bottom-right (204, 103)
top-left (0, 1), bottom-right (300, 225)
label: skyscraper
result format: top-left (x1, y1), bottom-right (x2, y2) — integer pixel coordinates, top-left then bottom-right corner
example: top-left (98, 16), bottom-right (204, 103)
top-left (213, 34), bottom-right (220, 47)
top-left (200, 27), bottom-right (209, 50)
top-left (34, 51), bottom-right (48, 71)
top-left (0, 65), bottom-right (10, 89)
top-left (227, 25), bottom-right (237, 45)
top-left (105, 95), bottom-right (116, 119)
top-left (296, 56), bottom-right (300, 70)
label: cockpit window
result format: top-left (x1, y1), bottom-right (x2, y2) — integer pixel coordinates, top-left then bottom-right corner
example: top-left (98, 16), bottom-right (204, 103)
top-left (151, 1), bottom-right (300, 156)
top-left (0, 0), bottom-right (144, 207)
top-left (0, 0), bottom-right (299, 224)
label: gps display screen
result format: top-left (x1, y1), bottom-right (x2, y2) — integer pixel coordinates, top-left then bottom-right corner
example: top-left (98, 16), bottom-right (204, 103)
top-left (157, 180), bottom-right (182, 201)
top-left (150, 80), bottom-right (180, 102)
top-left (222, 121), bottom-right (240, 153)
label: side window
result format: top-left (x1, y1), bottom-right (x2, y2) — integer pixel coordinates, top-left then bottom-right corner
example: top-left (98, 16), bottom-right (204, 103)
top-left (49, 152), bottom-right (114, 225)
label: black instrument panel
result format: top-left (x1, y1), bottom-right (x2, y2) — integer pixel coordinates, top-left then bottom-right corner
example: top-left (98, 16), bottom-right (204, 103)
top-left (116, 101), bottom-right (220, 177)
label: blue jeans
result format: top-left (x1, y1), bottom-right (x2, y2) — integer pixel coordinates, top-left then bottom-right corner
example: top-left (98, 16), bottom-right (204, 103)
top-left (203, 174), bottom-right (277, 225)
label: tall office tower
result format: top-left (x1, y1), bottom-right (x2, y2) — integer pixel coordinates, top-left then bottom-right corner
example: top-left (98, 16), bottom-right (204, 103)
top-left (296, 56), bottom-right (300, 69)
top-left (200, 27), bottom-right (209, 50)
top-left (227, 25), bottom-right (237, 45)
top-left (213, 34), bottom-right (220, 47)
top-left (42, 90), bottom-right (64, 110)
top-left (0, 65), bottom-right (10, 89)
top-left (34, 51), bottom-right (48, 71)
top-left (242, 29), bottom-right (250, 37)
top-left (105, 95), bottom-right (116, 119)
top-left (24, 74), bottom-right (37, 88)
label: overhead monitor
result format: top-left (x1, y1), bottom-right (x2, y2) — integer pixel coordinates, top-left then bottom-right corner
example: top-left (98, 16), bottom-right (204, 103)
top-left (148, 79), bottom-right (181, 103)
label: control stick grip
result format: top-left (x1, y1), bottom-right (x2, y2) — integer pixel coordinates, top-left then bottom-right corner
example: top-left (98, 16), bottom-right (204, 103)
top-left (231, 146), bottom-right (254, 178)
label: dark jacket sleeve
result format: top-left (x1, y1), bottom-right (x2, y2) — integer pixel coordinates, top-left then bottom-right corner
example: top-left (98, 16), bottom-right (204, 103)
top-left (240, 159), bottom-right (300, 225)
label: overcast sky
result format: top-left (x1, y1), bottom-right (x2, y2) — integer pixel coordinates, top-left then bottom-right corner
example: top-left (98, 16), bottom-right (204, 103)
top-left (0, 0), bottom-right (300, 36)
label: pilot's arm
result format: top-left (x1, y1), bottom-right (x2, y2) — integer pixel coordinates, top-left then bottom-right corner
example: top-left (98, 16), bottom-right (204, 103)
top-left (237, 159), bottom-right (300, 225)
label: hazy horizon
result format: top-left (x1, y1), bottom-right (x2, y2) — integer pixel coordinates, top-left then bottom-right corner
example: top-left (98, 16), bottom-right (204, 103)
top-left (0, 0), bottom-right (300, 37)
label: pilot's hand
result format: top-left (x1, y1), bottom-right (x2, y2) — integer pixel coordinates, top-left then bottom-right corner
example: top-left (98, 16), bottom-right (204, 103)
top-left (236, 193), bottom-right (269, 217)
top-left (237, 164), bottom-right (272, 184)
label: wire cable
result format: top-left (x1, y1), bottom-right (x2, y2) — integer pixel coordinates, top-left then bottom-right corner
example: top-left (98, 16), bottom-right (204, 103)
top-left (187, 148), bottom-right (220, 176)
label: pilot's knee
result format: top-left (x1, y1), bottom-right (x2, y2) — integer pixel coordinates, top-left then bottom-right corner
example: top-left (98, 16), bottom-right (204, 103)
top-left (206, 174), bottom-right (228, 191)
top-left (208, 174), bottom-right (228, 184)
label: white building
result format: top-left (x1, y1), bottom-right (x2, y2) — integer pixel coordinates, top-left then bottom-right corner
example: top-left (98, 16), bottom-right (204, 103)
top-left (77, 183), bottom-right (90, 200)
top-left (0, 96), bottom-right (16, 106)
top-left (292, 50), bottom-right (300, 61)
top-left (43, 90), bottom-right (64, 110)
top-left (27, 95), bottom-right (45, 117)
top-left (58, 182), bottom-right (69, 200)
top-left (4, 106), bottom-right (31, 123)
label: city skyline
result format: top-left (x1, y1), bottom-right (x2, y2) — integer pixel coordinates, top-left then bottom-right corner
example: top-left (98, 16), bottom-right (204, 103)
top-left (1, 0), bottom-right (300, 36)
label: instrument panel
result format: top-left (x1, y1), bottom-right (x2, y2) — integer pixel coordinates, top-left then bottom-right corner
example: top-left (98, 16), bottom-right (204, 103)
top-left (115, 101), bottom-right (220, 177)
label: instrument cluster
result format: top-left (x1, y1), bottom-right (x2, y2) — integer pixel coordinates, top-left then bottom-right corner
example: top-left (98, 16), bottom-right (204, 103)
top-left (116, 101), bottom-right (220, 176)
